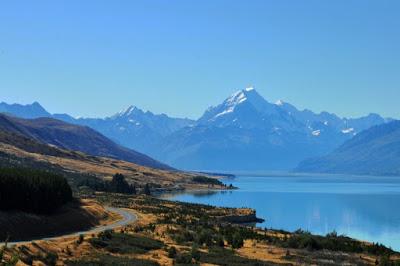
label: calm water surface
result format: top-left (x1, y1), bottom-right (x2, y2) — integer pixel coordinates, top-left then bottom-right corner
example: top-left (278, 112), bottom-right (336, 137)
top-left (161, 174), bottom-right (400, 251)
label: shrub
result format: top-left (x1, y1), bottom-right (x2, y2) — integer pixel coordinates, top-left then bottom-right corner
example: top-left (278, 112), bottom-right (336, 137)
top-left (175, 252), bottom-right (193, 264)
top-left (167, 246), bottom-right (177, 258)
top-left (191, 245), bottom-right (201, 261)
top-left (77, 234), bottom-right (84, 245)
top-left (231, 232), bottom-right (244, 249)
top-left (143, 184), bottom-right (151, 195)
top-left (44, 252), bottom-right (58, 266)
top-left (89, 232), bottom-right (163, 254)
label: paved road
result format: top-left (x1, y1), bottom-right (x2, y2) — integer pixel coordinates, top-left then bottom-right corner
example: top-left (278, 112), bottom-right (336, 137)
top-left (1, 207), bottom-right (137, 247)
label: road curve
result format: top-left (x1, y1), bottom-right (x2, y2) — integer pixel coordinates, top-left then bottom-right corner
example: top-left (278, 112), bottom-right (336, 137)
top-left (1, 207), bottom-right (138, 247)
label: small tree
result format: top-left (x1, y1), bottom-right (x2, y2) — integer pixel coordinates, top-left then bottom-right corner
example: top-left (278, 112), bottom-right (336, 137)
top-left (190, 244), bottom-right (200, 261)
top-left (143, 184), bottom-right (151, 195)
top-left (215, 235), bottom-right (225, 247)
top-left (231, 232), bottom-right (244, 249)
top-left (130, 184), bottom-right (137, 195)
top-left (167, 246), bottom-right (177, 258)
top-left (77, 234), bottom-right (84, 244)
top-left (0, 235), bottom-right (9, 263)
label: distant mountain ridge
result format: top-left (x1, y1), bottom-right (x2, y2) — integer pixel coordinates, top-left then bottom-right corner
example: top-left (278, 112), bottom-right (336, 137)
top-left (0, 88), bottom-right (391, 170)
top-left (157, 88), bottom-right (390, 170)
top-left (296, 121), bottom-right (400, 176)
top-left (0, 114), bottom-right (171, 170)
top-left (0, 102), bottom-right (50, 119)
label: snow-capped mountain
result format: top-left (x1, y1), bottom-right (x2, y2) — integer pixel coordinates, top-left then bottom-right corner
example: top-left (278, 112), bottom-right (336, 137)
top-left (0, 102), bottom-right (194, 158)
top-left (198, 87), bottom-right (311, 134)
top-left (0, 88), bottom-right (391, 171)
top-left (111, 105), bottom-right (193, 137)
top-left (156, 88), bottom-right (390, 170)
top-left (272, 99), bottom-right (388, 138)
top-left (197, 87), bottom-right (386, 139)
top-left (77, 106), bottom-right (194, 155)
top-left (199, 87), bottom-right (279, 126)
top-left (50, 106), bottom-right (194, 156)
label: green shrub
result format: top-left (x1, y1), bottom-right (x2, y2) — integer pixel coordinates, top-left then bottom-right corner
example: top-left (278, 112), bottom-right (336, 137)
top-left (175, 252), bottom-right (194, 264)
top-left (167, 246), bottom-right (177, 258)
top-left (44, 252), bottom-right (58, 266)
top-left (89, 232), bottom-right (163, 254)
top-left (77, 234), bottom-right (84, 245)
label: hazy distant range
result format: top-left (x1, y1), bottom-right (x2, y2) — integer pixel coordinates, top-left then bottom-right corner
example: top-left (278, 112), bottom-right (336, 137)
top-left (0, 87), bottom-right (396, 174)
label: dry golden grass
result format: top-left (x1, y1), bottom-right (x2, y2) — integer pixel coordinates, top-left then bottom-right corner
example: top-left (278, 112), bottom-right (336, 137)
top-left (237, 239), bottom-right (293, 264)
top-left (4, 198), bottom-right (393, 266)
top-left (0, 142), bottom-right (221, 189)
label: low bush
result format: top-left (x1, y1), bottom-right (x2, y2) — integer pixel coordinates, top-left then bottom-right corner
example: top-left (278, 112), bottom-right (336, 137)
top-left (66, 254), bottom-right (160, 266)
top-left (89, 232), bottom-right (163, 254)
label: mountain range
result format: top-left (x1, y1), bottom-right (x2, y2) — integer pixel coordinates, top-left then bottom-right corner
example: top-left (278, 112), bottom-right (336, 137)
top-left (0, 87), bottom-right (391, 171)
top-left (0, 114), bottom-right (170, 170)
top-left (296, 121), bottom-right (400, 176)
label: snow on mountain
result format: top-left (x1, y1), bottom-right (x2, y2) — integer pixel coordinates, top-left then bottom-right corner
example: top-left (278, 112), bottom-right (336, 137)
top-left (198, 87), bottom-right (285, 130)
top-left (341, 128), bottom-right (355, 134)
top-left (67, 106), bottom-right (195, 156)
top-left (158, 87), bottom-right (391, 170)
top-left (0, 88), bottom-right (391, 171)
top-left (114, 105), bottom-right (144, 118)
top-left (296, 121), bottom-right (400, 175)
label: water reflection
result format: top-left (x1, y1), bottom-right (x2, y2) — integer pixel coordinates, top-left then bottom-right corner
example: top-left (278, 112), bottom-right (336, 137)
top-left (162, 174), bottom-right (400, 251)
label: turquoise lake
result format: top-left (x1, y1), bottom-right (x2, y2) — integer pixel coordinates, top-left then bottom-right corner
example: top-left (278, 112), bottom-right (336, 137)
top-left (161, 174), bottom-right (400, 251)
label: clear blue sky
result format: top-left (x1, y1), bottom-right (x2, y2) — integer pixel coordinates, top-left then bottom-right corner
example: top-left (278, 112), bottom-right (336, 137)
top-left (1, 0), bottom-right (399, 119)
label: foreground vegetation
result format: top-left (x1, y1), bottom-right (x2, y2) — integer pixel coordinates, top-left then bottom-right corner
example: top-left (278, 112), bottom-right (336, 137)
top-left (78, 173), bottom-right (138, 195)
top-left (2, 192), bottom-right (400, 265)
top-left (95, 194), bottom-right (400, 265)
top-left (0, 167), bottom-right (72, 214)
top-left (1, 188), bottom-right (400, 265)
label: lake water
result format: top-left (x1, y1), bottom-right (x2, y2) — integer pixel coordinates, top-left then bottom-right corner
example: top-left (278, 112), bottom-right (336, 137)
top-left (161, 174), bottom-right (400, 251)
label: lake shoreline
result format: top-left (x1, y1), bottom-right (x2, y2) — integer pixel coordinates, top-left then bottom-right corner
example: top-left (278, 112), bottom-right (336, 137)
top-left (161, 174), bottom-right (400, 251)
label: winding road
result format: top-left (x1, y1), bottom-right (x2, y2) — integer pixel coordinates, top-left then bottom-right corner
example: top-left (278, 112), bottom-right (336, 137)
top-left (1, 207), bottom-right (138, 247)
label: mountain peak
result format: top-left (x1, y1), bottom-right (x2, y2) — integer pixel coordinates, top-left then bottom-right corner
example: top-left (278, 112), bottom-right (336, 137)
top-left (244, 86), bottom-right (255, 92)
top-left (117, 105), bottom-right (143, 117)
top-left (199, 87), bottom-right (278, 124)
top-left (226, 86), bottom-right (264, 105)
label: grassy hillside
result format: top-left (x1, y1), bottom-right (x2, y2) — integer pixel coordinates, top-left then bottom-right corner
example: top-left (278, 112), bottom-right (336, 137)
top-left (0, 114), bottom-right (171, 170)
top-left (0, 127), bottom-right (223, 193)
